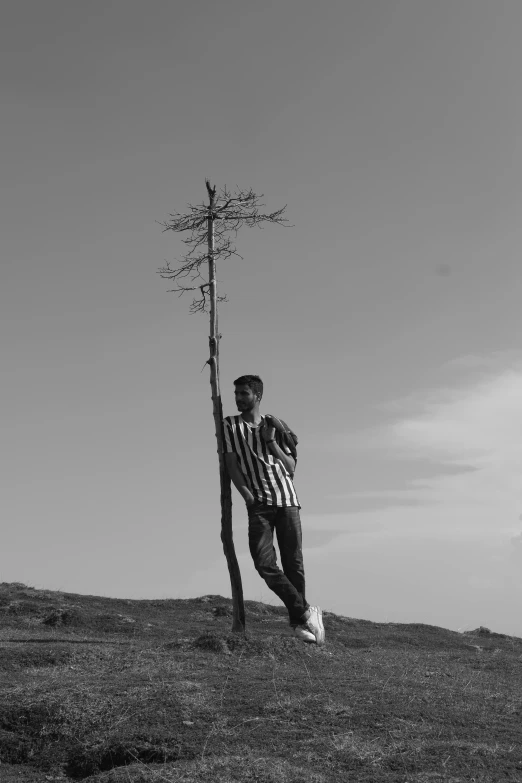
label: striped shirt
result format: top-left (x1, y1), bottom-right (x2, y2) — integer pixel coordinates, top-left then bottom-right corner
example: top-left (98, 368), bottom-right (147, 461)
top-left (223, 415), bottom-right (300, 508)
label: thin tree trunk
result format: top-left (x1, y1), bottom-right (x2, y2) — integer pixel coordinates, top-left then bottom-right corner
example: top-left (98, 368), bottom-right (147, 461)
top-left (206, 184), bottom-right (246, 632)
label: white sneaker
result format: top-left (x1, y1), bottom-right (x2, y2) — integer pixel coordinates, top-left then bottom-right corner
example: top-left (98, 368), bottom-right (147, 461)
top-left (302, 606), bottom-right (325, 646)
top-left (293, 625), bottom-right (316, 643)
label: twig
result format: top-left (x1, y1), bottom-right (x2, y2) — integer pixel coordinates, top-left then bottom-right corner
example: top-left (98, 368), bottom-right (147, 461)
top-left (158, 184), bottom-right (289, 314)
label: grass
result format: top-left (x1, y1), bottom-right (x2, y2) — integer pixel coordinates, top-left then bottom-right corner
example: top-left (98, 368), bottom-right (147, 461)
top-left (0, 582), bottom-right (521, 782)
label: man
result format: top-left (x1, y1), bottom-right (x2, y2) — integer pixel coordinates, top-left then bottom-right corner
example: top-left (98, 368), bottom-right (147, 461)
top-left (223, 374), bottom-right (325, 645)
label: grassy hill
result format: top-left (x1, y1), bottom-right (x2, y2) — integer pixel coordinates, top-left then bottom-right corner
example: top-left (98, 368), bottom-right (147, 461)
top-left (0, 582), bottom-right (521, 783)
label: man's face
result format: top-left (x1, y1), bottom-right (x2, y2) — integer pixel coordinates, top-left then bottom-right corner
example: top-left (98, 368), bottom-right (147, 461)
top-left (234, 384), bottom-right (259, 412)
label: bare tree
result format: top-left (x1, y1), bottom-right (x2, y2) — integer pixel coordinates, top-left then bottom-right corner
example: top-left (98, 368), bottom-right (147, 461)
top-left (158, 181), bottom-right (289, 632)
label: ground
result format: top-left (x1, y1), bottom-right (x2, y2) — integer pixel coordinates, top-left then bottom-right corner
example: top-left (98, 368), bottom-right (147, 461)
top-left (0, 583), bottom-right (521, 782)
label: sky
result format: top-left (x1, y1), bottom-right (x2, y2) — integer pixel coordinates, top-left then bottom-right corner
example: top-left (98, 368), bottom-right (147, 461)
top-left (2, 0), bottom-right (522, 637)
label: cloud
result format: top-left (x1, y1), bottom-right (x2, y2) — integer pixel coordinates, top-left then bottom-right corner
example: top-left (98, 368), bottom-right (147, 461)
top-left (442, 350), bottom-right (522, 373)
top-left (305, 505), bottom-right (518, 542)
top-left (392, 367), bottom-right (522, 512)
top-left (302, 517), bottom-right (522, 637)
top-left (333, 361), bottom-right (522, 519)
top-left (391, 369), bottom-right (522, 465)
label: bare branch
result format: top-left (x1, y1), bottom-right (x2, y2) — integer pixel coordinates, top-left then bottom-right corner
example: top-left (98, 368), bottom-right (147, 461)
top-left (158, 183), bottom-right (288, 313)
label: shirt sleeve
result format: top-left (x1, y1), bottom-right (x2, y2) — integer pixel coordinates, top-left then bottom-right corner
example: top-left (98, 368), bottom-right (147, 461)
top-left (222, 418), bottom-right (234, 454)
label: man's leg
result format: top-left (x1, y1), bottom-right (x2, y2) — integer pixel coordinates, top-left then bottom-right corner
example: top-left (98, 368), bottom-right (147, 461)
top-left (248, 502), bottom-right (308, 625)
top-left (274, 506), bottom-right (308, 622)
top-left (274, 506), bottom-right (325, 646)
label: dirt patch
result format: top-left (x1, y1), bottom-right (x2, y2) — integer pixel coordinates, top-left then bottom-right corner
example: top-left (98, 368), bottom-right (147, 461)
top-left (0, 644), bottom-right (73, 670)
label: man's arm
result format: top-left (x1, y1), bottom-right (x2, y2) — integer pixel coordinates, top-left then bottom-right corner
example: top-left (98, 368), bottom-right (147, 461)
top-left (224, 453), bottom-right (255, 505)
top-left (266, 440), bottom-right (296, 476)
top-left (261, 417), bottom-right (296, 475)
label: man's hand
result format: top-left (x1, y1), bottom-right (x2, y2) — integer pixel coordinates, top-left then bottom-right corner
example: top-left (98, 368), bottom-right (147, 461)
top-left (225, 453), bottom-right (256, 506)
top-left (261, 417), bottom-right (276, 443)
top-left (260, 418), bottom-right (296, 476)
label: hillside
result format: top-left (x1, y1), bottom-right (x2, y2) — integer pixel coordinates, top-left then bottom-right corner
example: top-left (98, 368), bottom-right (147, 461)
top-left (0, 582), bottom-right (521, 783)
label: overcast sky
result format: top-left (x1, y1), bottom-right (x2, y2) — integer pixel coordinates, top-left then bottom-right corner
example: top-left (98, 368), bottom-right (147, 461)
top-left (2, 0), bottom-right (522, 637)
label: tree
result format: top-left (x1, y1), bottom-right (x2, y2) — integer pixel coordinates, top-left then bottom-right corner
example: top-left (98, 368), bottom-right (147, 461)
top-left (158, 181), bottom-right (289, 632)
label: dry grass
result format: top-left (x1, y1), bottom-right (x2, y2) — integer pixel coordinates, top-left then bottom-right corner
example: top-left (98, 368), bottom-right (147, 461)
top-left (0, 583), bottom-right (521, 783)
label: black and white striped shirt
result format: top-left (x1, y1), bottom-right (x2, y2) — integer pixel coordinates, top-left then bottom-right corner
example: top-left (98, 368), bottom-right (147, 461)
top-left (223, 415), bottom-right (300, 508)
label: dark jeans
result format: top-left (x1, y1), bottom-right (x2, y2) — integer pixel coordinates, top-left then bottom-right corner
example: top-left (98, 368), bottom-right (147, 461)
top-left (247, 502), bottom-right (309, 625)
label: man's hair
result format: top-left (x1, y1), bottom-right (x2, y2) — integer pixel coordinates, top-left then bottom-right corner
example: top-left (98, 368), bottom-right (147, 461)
top-left (234, 374), bottom-right (263, 401)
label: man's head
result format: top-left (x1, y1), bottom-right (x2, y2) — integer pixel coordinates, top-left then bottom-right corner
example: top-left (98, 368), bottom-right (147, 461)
top-left (234, 374), bottom-right (263, 413)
